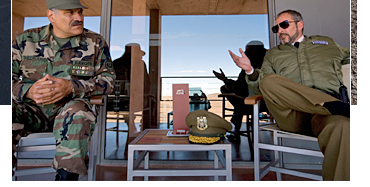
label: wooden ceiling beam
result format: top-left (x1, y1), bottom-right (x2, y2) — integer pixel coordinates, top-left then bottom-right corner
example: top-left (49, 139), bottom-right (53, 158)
top-left (13, 0), bottom-right (267, 17)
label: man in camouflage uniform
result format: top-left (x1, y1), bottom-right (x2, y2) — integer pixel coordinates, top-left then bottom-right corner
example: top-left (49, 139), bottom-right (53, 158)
top-left (12, 0), bottom-right (115, 180)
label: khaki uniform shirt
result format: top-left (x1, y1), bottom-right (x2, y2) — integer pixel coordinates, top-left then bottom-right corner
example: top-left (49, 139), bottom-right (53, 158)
top-left (247, 35), bottom-right (350, 95)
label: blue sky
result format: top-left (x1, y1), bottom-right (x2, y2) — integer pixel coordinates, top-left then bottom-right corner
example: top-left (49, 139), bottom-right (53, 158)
top-left (24, 14), bottom-right (269, 95)
top-left (161, 15), bottom-right (269, 76)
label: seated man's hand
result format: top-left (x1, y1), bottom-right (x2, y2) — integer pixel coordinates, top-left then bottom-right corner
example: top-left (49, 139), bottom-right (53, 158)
top-left (213, 68), bottom-right (226, 81)
top-left (26, 74), bottom-right (73, 105)
top-left (228, 48), bottom-right (253, 74)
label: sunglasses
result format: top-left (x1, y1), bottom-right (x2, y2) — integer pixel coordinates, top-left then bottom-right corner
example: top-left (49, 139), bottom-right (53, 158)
top-left (271, 20), bottom-right (298, 33)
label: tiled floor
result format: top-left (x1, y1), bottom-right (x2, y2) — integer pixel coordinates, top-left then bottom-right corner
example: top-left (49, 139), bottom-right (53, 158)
top-left (14, 122), bottom-right (322, 181)
top-left (15, 164), bottom-right (321, 181)
top-left (93, 165), bottom-right (321, 181)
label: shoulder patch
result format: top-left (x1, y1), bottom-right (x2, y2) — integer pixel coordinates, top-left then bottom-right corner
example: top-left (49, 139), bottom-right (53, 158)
top-left (312, 41), bottom-right (328, 45)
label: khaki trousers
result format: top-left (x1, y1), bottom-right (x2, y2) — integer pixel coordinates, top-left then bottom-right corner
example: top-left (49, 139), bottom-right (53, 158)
top-left (259, 74), bottom-right (350, 181)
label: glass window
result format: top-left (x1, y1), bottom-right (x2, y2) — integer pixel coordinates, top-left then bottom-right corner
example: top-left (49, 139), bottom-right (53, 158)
top-left (160, 14), bottom-right (269, 133)
top-left (105, 0), bottom-right (152, 159)
top-left (109, 16), bottom-right (150, 67)
top-left (161, 14), bottom-right (270, 98)
top-left (105, 0), bottom-right (270, 160)
top-left (21, 0), bottom-right (270, 161)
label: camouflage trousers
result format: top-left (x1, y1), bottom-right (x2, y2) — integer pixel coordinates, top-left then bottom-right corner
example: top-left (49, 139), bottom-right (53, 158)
top-left (12, 98), bottom-right (97, 175)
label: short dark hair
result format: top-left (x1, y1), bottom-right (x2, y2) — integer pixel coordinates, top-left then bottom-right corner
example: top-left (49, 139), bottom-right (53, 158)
top-left (277, 9), bottom-right (304, 32)
top-left (277, 9), bottom-right (303, 22)
top-left (50, 8), bottom-right (59, 15)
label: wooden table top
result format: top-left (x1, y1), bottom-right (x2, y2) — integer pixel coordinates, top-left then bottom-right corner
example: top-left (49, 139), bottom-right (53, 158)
top-left (134, 129), bottom-right (226, 145)
top-left (136, 129), bottom-right (189, 144)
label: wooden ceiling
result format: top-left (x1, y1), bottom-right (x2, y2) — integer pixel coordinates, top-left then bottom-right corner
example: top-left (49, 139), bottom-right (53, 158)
top-left (12, 0), bottom-right (268, 17)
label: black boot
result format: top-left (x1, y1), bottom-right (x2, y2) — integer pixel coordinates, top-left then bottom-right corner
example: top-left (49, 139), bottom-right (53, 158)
top-left (227, 133), bottom-right (241, 142)
top-left (228, 116), bottom-right (242, 142)
top-left (55, 169), bottom-right (79, 181)
top-left (323, 101), bottom-right (350, 118)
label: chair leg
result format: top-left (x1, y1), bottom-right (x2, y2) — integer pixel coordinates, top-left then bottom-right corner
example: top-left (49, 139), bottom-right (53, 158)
top-left (12, 152), bottom-right (18, 181)
top-left (273, 131), bottom-right (282, 181)
top-left (247, 121), bottom-right (254, 161)
top-left (88, 127), bottom-right (98, 181)
top-left (253, 102), bottom-right (260, 181)
top-left (168, 112), bottom-right (171, 129)
top-left (278, 137), bottom-right (285, 169)
top-left (115, 113), bottom-right (119, 148)
top-left (167, 111), bottom-right (173, 129)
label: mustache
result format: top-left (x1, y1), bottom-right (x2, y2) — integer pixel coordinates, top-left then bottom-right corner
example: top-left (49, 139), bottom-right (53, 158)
top-left (71, 20), bottom-right (83, 26)
top-left (279, 33), bottom-right (289, 37)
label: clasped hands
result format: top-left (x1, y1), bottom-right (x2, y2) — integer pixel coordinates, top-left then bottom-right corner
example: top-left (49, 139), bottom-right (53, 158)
top-left (26, 74), bottom-right (73, 105)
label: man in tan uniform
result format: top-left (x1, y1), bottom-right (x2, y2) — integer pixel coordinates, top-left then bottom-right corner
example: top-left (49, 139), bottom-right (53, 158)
top-left (229, 9), bottom-right (350, 180)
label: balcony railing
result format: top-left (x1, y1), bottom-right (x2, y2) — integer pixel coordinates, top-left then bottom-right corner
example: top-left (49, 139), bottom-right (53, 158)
top-left (159, 76), bottom-right (238, 124)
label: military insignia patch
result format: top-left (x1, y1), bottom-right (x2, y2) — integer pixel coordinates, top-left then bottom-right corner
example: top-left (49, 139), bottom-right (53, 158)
top-left (71, 61), bottom-right (94, 76)
top-left (196, 116), bottom-right (208, 131)
top-left (312, 41), bottom-right (328, 45)
top-left (105, 61), bottom-right (114, 72)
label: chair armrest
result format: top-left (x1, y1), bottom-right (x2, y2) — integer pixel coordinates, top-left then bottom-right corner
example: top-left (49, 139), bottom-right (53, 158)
top-left (90, 95), bottom-right (104, 105)
top-left (244, 95), bottom-right (264, 105)
top-left (218, 93), bottom-right (245, 100)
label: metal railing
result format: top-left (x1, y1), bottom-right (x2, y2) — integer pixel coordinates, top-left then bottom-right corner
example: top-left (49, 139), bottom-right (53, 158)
top-left (160, 76), bottom-right (238, 101)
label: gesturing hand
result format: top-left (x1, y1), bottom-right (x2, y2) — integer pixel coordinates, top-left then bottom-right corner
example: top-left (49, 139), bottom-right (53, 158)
top-left (228, 48), bottom-right (253, 73)
top-left (212, 68), bottom-right (226, 81)
top-left (26, 74), bottom-right (73, 105)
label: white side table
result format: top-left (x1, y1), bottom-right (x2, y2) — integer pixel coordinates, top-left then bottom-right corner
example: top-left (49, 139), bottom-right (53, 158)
top-left (127, 129), bottom-right (232, 181)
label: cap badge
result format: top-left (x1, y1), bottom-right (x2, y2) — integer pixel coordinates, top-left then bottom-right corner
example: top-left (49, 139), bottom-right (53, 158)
top-left (197, 116), bottom-right (208, 131)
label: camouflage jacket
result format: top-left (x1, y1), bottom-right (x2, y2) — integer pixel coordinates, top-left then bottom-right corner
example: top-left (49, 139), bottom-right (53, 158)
top-left (12, 24), bottom-right (116, 103)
